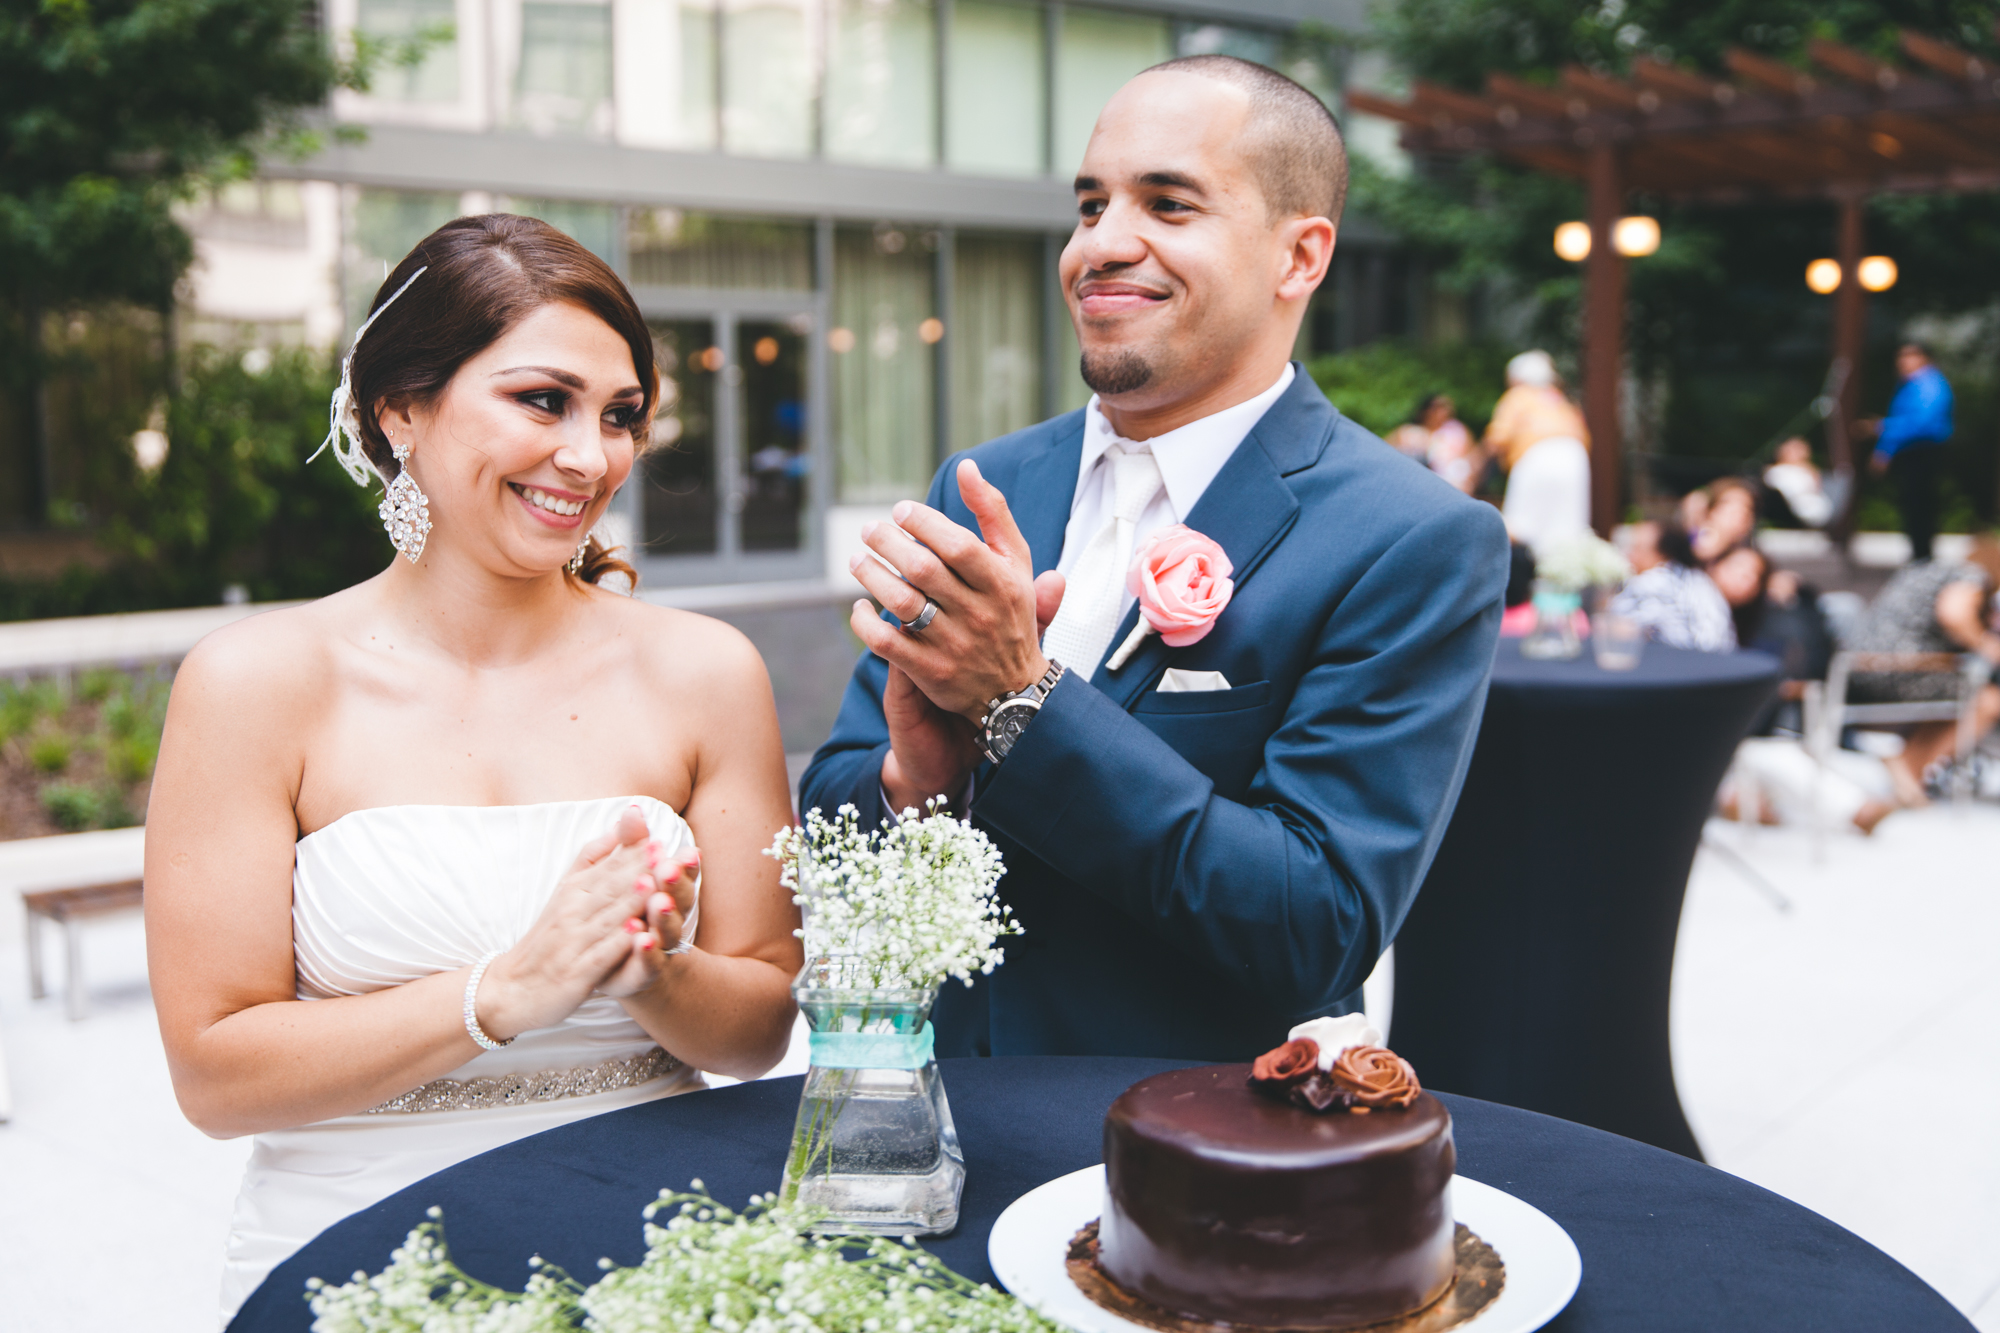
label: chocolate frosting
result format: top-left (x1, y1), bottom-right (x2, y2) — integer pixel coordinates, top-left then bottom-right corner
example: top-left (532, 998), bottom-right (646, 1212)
top-left (1099, 1063), bottom-right (1457, 1330)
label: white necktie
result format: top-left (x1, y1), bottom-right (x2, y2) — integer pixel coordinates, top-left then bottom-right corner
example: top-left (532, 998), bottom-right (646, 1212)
top-left (1042, 446), bottom-right (1165, 679)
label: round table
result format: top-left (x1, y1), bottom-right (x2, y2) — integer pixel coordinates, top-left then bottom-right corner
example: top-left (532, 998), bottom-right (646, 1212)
top-left (231, 1056), bottom-right (1969, 1332)
top-left (1392, 641), bottom-right (1779, 1161)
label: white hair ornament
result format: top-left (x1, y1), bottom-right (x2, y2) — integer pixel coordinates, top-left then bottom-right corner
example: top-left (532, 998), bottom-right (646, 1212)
top-left (309, 266), bottom-right (429, 487)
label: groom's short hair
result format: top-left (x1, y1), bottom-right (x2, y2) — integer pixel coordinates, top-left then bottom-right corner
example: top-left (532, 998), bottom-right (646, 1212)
top-left (1142, 55), bottom-right (1348, 227)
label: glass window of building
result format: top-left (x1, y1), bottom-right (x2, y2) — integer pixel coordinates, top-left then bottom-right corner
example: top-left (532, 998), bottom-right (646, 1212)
top-left (1172, 21), bottom-right (1277, 66)
top-left (627, 210), bottom-right (815, 289)
top-left (506, 0), bottom-right (615, 137)
top-left (945, 0), bottom-right (1044, 178)
top-left (832, 223), bottom-right (936, 503)
top-left (346, 188), bottom-right (464, 327)
top-left (825, 0), bottom-right (936, 169)
top-left (949, 234), bottom-right (1042, 450)
top-left (355, 0), bottom-right (461, 102)
top-left (1053, 7), bottom-right (1170, 177)
top-left (721, 0), bottom-right (816, 158)
top-left (615, 0), bottom-right (718, 149)
top-left (502, 198), bottom-right (619, 263)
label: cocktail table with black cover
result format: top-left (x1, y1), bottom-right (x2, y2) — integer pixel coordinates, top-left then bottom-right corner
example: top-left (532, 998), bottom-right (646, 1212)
top-left (231, 1057), bottom-right (1969, 1332)
top-left (1392, 641), bottom-right (1779, 1161)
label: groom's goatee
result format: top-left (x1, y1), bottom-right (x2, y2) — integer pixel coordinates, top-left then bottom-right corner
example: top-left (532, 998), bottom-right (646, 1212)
top-left (1082, 351), bottom-right (1153, 396)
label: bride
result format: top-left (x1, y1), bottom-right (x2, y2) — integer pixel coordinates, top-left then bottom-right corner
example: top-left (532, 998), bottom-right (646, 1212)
top-left (142, 214), bottom-right (802, 1323)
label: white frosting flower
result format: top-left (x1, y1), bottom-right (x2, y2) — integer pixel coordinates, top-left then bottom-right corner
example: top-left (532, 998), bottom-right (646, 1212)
top-left (1288, 1014), bottom-right (1382, 1070)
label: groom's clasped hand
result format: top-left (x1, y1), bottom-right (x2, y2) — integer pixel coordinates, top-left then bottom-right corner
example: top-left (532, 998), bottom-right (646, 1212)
top-left (846, 459), bottom-right (1067, 808)
top-left (474, 804), bottom-right (701, 1042)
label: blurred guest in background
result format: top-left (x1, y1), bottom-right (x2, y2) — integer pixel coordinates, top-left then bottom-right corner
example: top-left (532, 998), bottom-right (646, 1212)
top-left (1762, 437), bottom-right (1834, 528)
top-left (1499, 540), bottom-right (1538, 635)
top-left (1485, 350), bottom-right (1589, 555)
top-left (1842, 535), bottom-right (2000, 804)
top-left (1692, 477), bottom-right (1758, 565)
top-left (1861, 342), bottom-right (1954, 562)
top-left (1712, 545), bottom-right (1836, 733)
top-left (1609, 521), bottom-right (1734, 652)
top-left (1387, 393), bottom-right (1483, 497)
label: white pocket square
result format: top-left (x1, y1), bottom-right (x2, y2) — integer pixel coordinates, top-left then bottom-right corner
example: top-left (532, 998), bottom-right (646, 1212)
top-left (1157, 668), bottom-right (1233, 693)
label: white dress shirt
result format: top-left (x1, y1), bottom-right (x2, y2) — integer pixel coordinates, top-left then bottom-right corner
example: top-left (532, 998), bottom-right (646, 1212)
top-left (1059, 363), bottom-right (1294, 625)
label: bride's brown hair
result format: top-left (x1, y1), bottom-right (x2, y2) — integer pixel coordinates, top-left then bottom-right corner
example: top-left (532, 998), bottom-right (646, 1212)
top-left (347, 214), bottom-right (659, 587)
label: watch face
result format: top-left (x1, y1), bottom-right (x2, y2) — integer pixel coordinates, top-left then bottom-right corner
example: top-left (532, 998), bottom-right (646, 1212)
top-left (988, 700), bottom-right (1039, 759)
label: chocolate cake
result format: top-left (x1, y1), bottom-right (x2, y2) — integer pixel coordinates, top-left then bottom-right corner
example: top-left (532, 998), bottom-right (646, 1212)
top-left (1096, 1021), bottom-right (1456, 1330)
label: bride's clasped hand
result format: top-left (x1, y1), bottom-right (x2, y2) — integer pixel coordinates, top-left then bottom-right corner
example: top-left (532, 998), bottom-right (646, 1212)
top-left (479, 804), bottom-right (705, 1039)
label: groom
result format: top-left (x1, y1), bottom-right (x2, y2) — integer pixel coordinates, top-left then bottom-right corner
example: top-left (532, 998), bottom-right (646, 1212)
top-left (802, 56), bottom-right (1507, 1060)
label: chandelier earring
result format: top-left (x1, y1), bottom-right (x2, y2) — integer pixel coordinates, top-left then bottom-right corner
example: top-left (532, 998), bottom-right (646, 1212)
top-left (379, 431), bottom-right (433, 563)
top-left (568, 532), bottom-right (592, 575)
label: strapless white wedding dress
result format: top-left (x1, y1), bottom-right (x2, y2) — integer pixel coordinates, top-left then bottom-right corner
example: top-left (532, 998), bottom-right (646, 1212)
top-left (219, 795), bottom-right (706, 1324)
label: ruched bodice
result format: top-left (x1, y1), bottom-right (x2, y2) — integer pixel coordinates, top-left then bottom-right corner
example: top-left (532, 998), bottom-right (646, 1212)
top-left (291, 795), bottom-right (696, 1079)
top-left (221, 796), bottom-right (706, 1325)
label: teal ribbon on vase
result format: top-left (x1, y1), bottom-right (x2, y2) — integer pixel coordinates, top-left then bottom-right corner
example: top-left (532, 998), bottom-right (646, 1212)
top-left (807, 1023), bottom-right (936, 1070)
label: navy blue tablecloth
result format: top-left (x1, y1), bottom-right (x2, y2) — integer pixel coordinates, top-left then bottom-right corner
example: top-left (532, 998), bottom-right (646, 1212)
top-left (232, 1056), bottom-right (1969, 1332)
top-left (1393, 642), bottom-right (1780, 1161)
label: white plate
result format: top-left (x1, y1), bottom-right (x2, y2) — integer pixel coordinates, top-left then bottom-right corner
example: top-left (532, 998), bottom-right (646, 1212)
top-left (988, 1166), bottom-right (1581, 1333)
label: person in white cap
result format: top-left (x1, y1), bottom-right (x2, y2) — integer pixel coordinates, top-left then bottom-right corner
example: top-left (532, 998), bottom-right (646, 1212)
top-left (1482, 349), bottom-right (1592, 554)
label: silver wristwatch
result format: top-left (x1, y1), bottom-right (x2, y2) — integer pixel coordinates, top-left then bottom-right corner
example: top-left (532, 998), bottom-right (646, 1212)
top-left (978, 660), bottom-right (1066, 764)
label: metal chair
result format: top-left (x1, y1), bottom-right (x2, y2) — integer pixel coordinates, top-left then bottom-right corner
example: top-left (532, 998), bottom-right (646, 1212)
top-left (1805, 651), bottom-right (1987, 804)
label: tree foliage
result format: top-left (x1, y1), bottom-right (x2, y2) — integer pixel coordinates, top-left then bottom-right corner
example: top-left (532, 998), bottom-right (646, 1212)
top-left (0, 0), bottom-right (337, 312)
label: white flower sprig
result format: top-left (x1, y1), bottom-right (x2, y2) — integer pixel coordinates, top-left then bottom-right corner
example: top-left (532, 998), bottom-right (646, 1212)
top-left (767, 803), bottom-right (1018, 991)
top-left (1535, 531), bottom-right (1631, 594)
top-left (303, 1186), bottom-right (1061, 1333)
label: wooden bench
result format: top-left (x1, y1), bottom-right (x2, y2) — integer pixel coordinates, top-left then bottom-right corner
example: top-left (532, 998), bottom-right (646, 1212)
top-left (24, 879), bottom-right (144, 1021)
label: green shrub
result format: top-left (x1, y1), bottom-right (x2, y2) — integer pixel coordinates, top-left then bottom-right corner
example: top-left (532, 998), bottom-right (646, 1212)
top-left (41, 782), bottom-right (99, 831)
top-left (1306, 340), bottom-right (1514, 440)
top-left (76, 668), bottom-right (120, 704)
top-left (27, 730), bottom-right (72, 773)
top-left (105, 732), bottom-right (159, 784)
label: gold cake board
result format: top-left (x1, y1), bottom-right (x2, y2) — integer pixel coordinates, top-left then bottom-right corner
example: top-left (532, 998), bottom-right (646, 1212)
top-left (1066, 1220), bottom-right (1505, 1333)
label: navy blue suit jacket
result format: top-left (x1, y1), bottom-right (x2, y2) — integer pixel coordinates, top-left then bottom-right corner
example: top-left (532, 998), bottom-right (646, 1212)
top-left (801, 368), bottom-right (1508, 1061)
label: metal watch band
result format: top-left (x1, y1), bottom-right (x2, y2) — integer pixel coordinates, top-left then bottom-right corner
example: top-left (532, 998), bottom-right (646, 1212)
top-left (978, 660), bottom-right (1066, 765)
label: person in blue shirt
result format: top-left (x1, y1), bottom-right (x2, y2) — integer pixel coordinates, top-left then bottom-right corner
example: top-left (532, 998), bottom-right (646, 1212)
top-left (1863, 342), bottom-right (1955, 562)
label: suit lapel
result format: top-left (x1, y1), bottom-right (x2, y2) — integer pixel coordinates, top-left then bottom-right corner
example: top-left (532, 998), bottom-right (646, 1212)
top-left (1091, 431), bottom-right (1304, 710)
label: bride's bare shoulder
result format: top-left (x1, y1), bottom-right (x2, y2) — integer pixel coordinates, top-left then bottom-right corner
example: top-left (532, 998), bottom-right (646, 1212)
top-left (602, 591), bottom-right (772, 697)
top-left (171, 584), bottom-right (376, 716)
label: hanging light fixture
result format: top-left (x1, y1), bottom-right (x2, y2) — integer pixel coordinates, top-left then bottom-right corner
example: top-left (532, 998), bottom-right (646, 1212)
top-left (1857, 256), bottom-right (1898, 292)
top-left (1805, 259), bottom-right (1842, 294)
top-left (1612, 216), bottom-right (1660, 257)
top-left (1553, 221), bottom-right (1592, 261)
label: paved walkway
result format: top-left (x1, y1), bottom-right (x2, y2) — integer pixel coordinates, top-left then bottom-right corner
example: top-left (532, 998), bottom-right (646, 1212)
top-left (0, 795), bottom-right (1993, 1330)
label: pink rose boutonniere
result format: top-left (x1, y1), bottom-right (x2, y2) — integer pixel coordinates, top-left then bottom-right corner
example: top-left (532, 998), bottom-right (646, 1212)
top-left (1103, 524), bottom-right (1235, 671)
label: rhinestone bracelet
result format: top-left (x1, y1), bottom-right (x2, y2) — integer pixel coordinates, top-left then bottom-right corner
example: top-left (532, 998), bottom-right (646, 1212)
top-left (463, 950), bottom-right (513, 1051)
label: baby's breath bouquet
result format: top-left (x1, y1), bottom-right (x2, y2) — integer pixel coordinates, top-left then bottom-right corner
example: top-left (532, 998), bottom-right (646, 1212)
top-left (765, 802), bottom-right (1017, 1235)
top-left (305, 1186), bottom-right (1059, 1333)
top-left (1534, 531), bottom-right (1631, 594)
top-left (768, 801), bottom-right (1018, 989)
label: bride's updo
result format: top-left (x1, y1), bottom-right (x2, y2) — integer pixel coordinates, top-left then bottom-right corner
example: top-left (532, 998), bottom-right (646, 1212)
top-left (347, 214), bottom-right (660, 586)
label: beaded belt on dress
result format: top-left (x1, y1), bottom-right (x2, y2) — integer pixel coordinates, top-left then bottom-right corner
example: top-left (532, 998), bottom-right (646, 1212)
top-left (366, 1046), bottom-right (683, 1115)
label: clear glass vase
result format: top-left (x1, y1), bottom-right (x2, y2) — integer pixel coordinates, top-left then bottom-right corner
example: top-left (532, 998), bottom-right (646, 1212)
top-left (1521, 582), bottom-right (1584, 660)
top-left (778, 959), bottom-right (964, 1235)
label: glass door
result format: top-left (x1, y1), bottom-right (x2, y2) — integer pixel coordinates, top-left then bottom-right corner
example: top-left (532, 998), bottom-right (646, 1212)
top-left (737, 318), bottom-right (809, 551)
top-left (635, 304), bottom-right (823, 582)
top-left (642, 319), bottom-right (720, 557)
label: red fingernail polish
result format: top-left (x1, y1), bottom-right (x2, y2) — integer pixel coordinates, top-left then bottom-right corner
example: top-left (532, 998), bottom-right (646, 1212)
top-left (624, 918), bottom-right (642, 933)
top-left (634, 876), bottom-right (651, 893)
top-left (639, 936), bottom-right (656, 950)
top-left (662, 895), bottom-right (676, 915)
